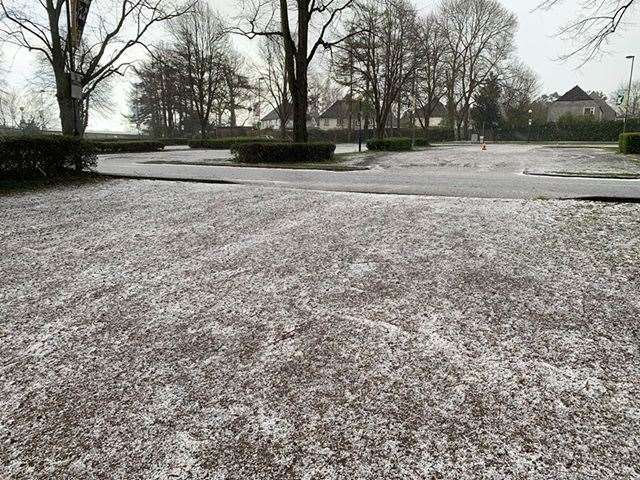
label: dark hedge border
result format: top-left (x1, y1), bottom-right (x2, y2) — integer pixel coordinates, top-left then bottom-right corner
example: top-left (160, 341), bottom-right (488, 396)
top-left (91, 141), bottom-right (165, 153)
top-left (366, 137), bottom-right (413, 151)
top-left (231, 142), bottom-right (336, 163)
top-left (189, 137), bottom-right (280, 149)
top-left (619, 132), bottom-right (640, 154)
top-left (0, 135), bottom-right (97, 180)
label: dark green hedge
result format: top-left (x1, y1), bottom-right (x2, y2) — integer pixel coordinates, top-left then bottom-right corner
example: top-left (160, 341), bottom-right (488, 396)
top-left (189, 137), bottom-right (278, 149)
top-left (92, 141), bottom-right (164, 153)
top-left (619, 133), bottom-right (640, 154)
top-left (366, 137), bottom-right (413, 151)
top-left (496, 119), bottom-right (640, 142)
top-left (0, 135), bottom-right (97, 179)
top-left (231, 142), bottom-right (336, 163)
top-left (299, 127), bottom-right (455, 143)
top-left (414, 137), bottom-right (431, 147)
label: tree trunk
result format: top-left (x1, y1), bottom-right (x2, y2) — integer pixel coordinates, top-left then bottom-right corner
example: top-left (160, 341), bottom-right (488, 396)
top-left (58, 95), bottom-right (75, 136)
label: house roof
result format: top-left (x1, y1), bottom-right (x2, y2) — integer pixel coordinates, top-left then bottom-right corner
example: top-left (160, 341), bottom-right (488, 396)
top-left (556, 86), bottom-right (594, 102)
top-left (320, 99), bottom-right (360, 119)
top-left (593, 98), bottom-right (618, 117)
top-left (261, 107), bottom-right (282, 121)
top-left (261, 103), bottom-right (314, 122)
top-left (404, 101), bottom-right (447, 119)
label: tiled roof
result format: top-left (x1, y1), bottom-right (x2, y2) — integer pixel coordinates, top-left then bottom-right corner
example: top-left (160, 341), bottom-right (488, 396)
top-left (556, 86), bottom-right (593, 102)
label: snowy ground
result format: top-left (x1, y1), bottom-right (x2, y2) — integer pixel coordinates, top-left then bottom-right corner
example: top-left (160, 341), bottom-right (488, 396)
top-left (1, 179), bottom-right (640, 479)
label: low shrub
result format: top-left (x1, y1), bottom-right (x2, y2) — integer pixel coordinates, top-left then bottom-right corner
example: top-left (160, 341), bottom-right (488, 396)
top-left (366, 137), bottom-right (413, 151)
top-left (91, 140), bottom-right (164, 153)
top-left (189, 137), bottom-right (279, 149)
top-left (0, 135), bottom-right (97, 179)
top-left (413, 137), bottom-right (431, 147)
top-left (231, 142), bottom-right (336, 163)
top-left (619, 132), bottom-right (640, 154)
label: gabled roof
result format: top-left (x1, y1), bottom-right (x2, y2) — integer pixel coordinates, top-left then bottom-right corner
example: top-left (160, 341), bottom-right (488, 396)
top-left (556, 86), bottom-right (593, 102)
top-left (261, 107), bottom-right (283, 121)
top-left (593, 98), bottom-right (618, 117)
top-left (320, 98), bottom-right (360, 119)
top-left (261, 103), bottom-right (313, 122)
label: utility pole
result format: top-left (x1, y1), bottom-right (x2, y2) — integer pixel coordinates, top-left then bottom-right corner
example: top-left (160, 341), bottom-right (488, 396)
top-left (358, 99), bottom-right (362, 152)
top-left (623, 55), bottom-right (636, 134)
top-left (411, 75), bottom-right (417, 149)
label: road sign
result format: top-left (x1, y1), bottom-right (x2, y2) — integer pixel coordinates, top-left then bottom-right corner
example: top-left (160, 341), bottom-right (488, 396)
top-left (617, 94), bottom-right (625, 106)
top-left (70, 0), bottom-right (92, 47)
top-left (69, 71), bottom-right (83, 99)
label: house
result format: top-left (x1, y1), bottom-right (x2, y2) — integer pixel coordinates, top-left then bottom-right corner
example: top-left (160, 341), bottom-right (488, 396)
top-left (260, 104), bottom-right (316, 130)
top-left (547, 86), bottom-right (617, 122)
top-left (319, 98), bottom-right (397, 130)
top-left (319, 98), bottom-right (360, 130)
top-left (401, 101), bottom-right (447, 127)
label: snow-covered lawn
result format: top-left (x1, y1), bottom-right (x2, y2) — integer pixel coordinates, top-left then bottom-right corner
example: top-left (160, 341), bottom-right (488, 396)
top-left (1, 179), bottom-right (639, 479)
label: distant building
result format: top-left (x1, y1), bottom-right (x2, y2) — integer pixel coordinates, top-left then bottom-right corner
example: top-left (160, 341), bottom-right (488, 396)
top-left (260, 104), bottom-right (316, 130)
top-left (318, 98), bottom-right (360, 130)
top-left (319, 98), bottom-right (397, 130)
top-left (547, 86), bottom-right (617, 122)
top-left (401, 101), bottom-right (447, 127)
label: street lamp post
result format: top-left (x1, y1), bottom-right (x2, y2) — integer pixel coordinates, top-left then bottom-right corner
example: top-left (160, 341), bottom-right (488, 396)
top-left (527, 109), bottom-right (533, 143)
top-left (257, 76), bottom-right (266, 136)
top-left (623, 55), bottom-right (636, 134)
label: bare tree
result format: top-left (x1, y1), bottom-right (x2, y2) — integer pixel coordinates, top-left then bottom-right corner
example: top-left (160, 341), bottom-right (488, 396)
top-left (499, 62), bottom-right (539, 127)
top-left (414, 12), bottom-right (448, 136)
top-left (0, 0), bottom-right (189, 136)
top-left (440, 0), bottom-right (518, 139)
top-left (237, 0), bottom-right (358, 142)
top-left (536, 0), bottom-right (637, 63)
top-left (338, 0), bottom-right (420, 139)
top-left (171, 1), bottom-right (227, 137)
top-left (613, 80), bottom-right (640, 117)
top-left (0, 87), bottom-right (55, 130)
top-left (257, 35), bottom-right (290, 138)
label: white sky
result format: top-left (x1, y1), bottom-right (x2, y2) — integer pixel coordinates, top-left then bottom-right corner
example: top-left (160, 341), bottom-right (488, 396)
top-left (2, 0), bottom-right (638, 133)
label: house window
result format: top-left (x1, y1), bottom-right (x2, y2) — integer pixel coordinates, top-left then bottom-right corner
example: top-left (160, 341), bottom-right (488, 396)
top-left (583, 107), bottom-right (595, 116)
top-left (324, 118), bottom-right (329, 126)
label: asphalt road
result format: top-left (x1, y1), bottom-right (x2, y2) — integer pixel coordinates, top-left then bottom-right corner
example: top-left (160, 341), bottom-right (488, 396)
top-left (96, 143), bottom-right (640, 200)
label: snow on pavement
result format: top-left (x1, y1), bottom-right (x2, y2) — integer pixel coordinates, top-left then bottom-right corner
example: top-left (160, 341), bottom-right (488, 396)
top-left (1, 179), bottom-right (639, 479)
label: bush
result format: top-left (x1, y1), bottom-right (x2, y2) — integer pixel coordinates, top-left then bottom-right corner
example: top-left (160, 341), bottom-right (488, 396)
top-left (91, 140), bottom-right (164, 153)
top-left (231, 142), bottom-right (336, 163)
top-left (366, 137), bottom-right (413, 151)
top-left (189, 137), bottom-right (279, 149)
top-left (619, 132), bottom-right (640, 154)
top-left (0, 135), bottom-right (97, 179)
top-left (302, 127), bottom-right (454, 143)
top-left (413, 137), bottom-right (431, 147)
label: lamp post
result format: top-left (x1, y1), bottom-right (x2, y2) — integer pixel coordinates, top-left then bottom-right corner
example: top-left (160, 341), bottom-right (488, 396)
top-left (527, 109), bottom-right (533, 143)
top-left (257, 76), bottom-right (266, 135)
top-left (623, 55), bottom-right (636, 133)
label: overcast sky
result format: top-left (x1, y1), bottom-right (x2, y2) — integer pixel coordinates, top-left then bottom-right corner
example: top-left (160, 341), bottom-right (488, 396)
top-left (3, 0), bottom-right (638, 133)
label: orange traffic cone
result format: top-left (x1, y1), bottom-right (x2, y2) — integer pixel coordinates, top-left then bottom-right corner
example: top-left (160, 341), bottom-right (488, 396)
top-left (481, 143), bottom-right (487, 151)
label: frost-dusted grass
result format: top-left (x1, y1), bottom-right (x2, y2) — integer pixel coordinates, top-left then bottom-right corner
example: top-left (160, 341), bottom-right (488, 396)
top-left (1, 180), bottom-right (639, 479)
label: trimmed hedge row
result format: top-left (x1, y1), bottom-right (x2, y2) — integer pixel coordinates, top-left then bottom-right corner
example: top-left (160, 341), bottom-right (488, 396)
top-left (619, 133), bottom-right (640, 154)
top-left (366, 137), bottom-right (413, 151)
top-left (91, 141), bottom-right (165, 153)
top-left (231, 142), bottom-right (336, 163)
top-left (189, 137), bottom-right (278, 149)
top-left (497, 119), bottom-right (640, 142)
top-left (0, 135), bottom-right (97, 179)
top-left (414, 137), bottom-right (431, 147)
